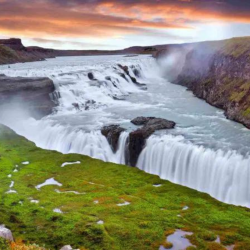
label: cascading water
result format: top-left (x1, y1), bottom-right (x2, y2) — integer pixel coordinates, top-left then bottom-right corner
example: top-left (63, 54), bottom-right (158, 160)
top-left (1, 54), bottom-right (250, 208)
top-left (137, 135), bottom-right (250, 207)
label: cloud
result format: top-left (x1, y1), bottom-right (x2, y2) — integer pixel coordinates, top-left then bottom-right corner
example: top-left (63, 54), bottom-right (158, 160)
top-left (0, 0), bottom-right (250, 48)
top-left (30, 38), bottom-right (114, 48)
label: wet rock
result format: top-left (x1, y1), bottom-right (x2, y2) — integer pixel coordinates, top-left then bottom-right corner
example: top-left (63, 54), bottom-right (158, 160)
top-left (101, 125), bottom-right (126, 152)
top-left (117, 64), bottom-right (147, 89)
top-left (87, 72), bottom-right (97, 80)
top-left (72, 103), bottom-right (80, 110)
top-left (131, 116), bottom-right (155, 125)
top-left (131, 117), bottom-right (176, 129)
top-left (0, 225), bottom-right (14, 241)
top-left (127, 117), bottom-right (175, 166)
top-left (0, 75), bottom-right (56, 119)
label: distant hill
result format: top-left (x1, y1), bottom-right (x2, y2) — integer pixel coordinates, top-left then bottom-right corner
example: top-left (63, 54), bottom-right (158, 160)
top-left (0, 38), bottom-right (169, 65)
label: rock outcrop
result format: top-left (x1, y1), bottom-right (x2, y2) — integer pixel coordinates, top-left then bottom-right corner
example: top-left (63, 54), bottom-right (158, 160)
top-left (101, 117), bottom-right (175, 167)
top-left (101, 125), bottom-right (126, 152)
top-left (0, 74), bottom-right (56, 119)
top-left (128, 117), bottom-right (175, 166)
top-left (157, 37), bottom-right (250, 128)
top-left (0, 225), bottom-right (14, 241)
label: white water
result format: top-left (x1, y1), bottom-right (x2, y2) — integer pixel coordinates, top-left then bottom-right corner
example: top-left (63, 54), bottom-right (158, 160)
top-left (1, 55), bottom-right (250, 207)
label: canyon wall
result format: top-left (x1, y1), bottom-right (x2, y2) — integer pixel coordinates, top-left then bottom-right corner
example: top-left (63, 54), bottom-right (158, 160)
top-left (158, 37), bottom-right (250, 128)
top-left (0, 74), bottom-right (56, 119)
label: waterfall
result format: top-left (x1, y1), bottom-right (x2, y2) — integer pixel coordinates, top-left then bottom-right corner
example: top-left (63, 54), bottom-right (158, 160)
top-left (137, 135), bottom-right (250, 207)
top-left (1, 55), bottom-right (250, 208)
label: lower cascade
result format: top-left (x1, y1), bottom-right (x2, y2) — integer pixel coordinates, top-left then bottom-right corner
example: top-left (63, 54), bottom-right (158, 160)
top-left (137, 135), bottom-right (250, 207)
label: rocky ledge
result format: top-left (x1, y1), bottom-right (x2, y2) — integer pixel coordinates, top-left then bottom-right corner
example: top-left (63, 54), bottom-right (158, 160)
top-left (101, 117), bottom-right (176, 166)
top-left (0, 74), bottom-right (56, 119)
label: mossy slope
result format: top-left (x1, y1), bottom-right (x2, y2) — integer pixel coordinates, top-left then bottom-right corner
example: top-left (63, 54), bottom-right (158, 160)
top-left (0, 124), bottom-right (250, 249)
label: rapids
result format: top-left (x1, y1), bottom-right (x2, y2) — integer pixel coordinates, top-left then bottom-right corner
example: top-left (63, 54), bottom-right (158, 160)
top-left (1, 54), bottom-right (250, 207)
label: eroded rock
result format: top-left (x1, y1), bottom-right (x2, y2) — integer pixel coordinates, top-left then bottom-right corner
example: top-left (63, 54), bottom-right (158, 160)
top-left (101, 125), bottom-right (126, 152)
top-left (127, 117), bottom-right (175, 166)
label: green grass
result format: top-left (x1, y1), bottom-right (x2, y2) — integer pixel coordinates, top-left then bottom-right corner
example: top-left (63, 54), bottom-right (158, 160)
top-left (0, 124), bottom-right (250, 249)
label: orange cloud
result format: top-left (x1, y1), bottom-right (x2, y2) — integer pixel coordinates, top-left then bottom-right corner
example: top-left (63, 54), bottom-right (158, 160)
top-left (0, 0), bottom-right (249, 42)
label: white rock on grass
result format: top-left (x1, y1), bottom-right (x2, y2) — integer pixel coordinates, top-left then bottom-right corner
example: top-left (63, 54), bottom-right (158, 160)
top-left (60, 245), bottom-right (79, 250)
top-left (6, 190), bottom-right (17, 194)
top-left (61, 161), bottom-right (81, 167)
top-left (53, 208), bottom-right (63, 214)
top-left (153, 184), bottom-right (162, 187)
top-left (36, 178), bottom-right (62, 190)
top-left (30, 200), bottom-right (39, 204)
top-left (117, 200), bottom-right (130, 206)
top-left (0, 225), bottom-right (14, 241)
top-left (60, 246), bottom-right (73, 250)
top-left (22, 161), bottom-right (30, 165)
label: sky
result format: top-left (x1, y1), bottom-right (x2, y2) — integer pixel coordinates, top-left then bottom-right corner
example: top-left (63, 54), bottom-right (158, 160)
top-left (0, 0), bottom-right (250, 50)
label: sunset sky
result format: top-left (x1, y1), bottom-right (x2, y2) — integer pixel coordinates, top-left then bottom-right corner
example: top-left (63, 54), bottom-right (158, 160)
top-left (0, 0), bottom-right (250, 50)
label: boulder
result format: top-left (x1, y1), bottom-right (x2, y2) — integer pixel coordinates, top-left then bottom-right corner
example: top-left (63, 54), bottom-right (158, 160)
top-left (101, 125), bottom-right (126, 152)
top-left (0, 74), bottom-right (56, 119)
top-left (0, 225), bottom-right (14, 241)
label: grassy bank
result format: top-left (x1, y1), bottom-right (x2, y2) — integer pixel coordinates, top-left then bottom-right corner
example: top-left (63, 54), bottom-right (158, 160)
top-left (0, 124), bottom-right (250, 249)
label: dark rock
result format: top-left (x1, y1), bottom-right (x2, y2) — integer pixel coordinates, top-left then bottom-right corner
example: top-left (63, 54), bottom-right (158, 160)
top-left (131, 116), bottom-right (155, 126)
top-left (88, 72), bottom-right (96, 80)
top-left (127, 117), bottom-right (176, 166)
top-left (101, 125), bottom-right (126, 152)
top-left (0, 75), bottom-right (56, 119)
top-left (133, 68), bottom-right (141, 78)
top-left (131, 116), bottom-right (176, 129)
top-left (118, 64), bottom-right (146, 89)
top-left (105, 76), bottom-right (111, 81)
top-left (72, 103), bottom-right (80, 110)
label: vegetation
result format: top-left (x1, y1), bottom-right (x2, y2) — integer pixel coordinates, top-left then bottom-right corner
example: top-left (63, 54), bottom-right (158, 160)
top-left (0, 45), bottom-right (20, 65)
top-left (0, 124), bottom-right (250, 249)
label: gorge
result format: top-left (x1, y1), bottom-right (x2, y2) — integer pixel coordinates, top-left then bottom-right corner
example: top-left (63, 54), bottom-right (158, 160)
top-left (1, 37), bottom-right (250, 209)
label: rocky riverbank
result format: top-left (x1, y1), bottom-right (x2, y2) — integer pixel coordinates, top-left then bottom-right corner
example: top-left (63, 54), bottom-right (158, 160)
top-left (157, 37), bottom-right (250, 128)
top-left (0, 74), bottom-right (56, 119)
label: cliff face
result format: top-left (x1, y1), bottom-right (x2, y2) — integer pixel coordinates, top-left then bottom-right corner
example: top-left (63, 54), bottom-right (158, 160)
top-left (0, 38), bottom-right (48, 64)
top-left (0, 74), bottom-right (56, 119)
top-left (159, 37), bottom-right (250, 128)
